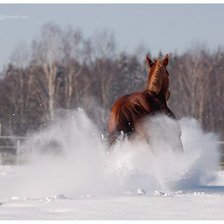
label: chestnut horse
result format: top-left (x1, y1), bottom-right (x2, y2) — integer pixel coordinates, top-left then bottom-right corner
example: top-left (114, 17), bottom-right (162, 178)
top-left (108, 54), bottom-right (177, 146)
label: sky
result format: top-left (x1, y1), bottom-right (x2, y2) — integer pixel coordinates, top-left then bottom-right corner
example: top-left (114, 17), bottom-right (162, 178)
top-left (0, 4), bottom-right (224, 69)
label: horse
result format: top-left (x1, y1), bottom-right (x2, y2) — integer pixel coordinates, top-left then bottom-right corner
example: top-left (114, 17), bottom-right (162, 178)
top-left (108, 54), bottom-right (182, 151)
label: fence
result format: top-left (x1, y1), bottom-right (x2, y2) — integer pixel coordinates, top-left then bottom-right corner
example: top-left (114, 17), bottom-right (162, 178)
top-left (0, 136), bottom-right (30, 164)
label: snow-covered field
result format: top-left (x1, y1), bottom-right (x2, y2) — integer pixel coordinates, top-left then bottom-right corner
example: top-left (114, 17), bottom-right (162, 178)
top-left (0, 110), bottom-right (223, 220)
top-left (0, 168), bottom-right (224, 220)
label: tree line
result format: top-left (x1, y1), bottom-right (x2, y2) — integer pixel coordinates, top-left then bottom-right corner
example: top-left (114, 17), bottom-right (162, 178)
top-left (0, 23), bottom-right (224, 139)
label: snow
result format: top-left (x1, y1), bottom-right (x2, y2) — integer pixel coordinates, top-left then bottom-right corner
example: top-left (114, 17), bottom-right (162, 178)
top-left (0, 110), bottom-right (223, 220)
top-left (0, 177), bottom-right (224, 220)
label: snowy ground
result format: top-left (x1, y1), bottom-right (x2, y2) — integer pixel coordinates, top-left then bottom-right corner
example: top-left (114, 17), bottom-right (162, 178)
top-left (0, 111), bottom-right (224, 220)
top-left (0, 168), bottom-right (224, 220)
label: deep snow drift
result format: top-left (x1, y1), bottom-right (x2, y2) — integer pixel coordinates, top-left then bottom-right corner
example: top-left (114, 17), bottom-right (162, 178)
top-left (0, 109), bottom-right (223, 219)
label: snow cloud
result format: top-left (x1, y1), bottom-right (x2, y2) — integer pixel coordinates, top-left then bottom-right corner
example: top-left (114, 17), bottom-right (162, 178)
top-left (0, 109), bottom-right (220, 199)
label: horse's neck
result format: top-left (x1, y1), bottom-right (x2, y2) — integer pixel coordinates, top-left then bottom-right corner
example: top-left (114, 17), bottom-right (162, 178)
top-left (144, 89), bottom-right (167, 106)
top-left (157, 92), bottom-right (167, 106)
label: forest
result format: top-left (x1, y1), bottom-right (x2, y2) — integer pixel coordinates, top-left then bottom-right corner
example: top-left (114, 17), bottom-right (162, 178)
top-left (0, 23), bottom-right (224, 140)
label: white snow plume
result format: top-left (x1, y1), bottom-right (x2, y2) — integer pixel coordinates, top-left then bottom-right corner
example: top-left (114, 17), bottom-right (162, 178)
top-left (0, 110), bottom-right (220, 199)
top-left (109, 115), bottom-right (220, 192)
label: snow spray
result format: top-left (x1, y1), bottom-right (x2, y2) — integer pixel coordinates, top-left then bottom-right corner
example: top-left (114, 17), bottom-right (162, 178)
top-left (0, 109), bottom-right (220, 199)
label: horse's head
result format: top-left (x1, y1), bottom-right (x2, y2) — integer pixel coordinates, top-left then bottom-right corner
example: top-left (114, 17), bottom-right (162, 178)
top-left (146, 54), bottom-right (170, 102)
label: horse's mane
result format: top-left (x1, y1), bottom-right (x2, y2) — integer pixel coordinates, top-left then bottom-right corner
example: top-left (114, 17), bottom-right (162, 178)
top-left (147, 62), bottom-right (165, 94)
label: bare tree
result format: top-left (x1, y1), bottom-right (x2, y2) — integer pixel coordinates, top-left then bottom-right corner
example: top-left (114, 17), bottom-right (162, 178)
top-left (61, 27), bottom-right (83, 109)
top-left (32, 23), bottom-right (63, 121)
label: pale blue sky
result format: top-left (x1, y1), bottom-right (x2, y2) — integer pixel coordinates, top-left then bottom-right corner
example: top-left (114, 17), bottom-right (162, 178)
top-left (0, 4), bottom-right (224, 69)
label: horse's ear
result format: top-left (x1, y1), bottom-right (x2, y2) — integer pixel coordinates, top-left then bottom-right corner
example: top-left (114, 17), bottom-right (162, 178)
top-left (146, 54), bottom-right (153, 67)
top-left (162, 54), bottom-right (169, 66)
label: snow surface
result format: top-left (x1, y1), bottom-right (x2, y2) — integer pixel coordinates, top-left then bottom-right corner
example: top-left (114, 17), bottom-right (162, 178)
top-left (0, 110), bottom-right (224, 220)
top-left (0, 174), bottom-right (224, 220)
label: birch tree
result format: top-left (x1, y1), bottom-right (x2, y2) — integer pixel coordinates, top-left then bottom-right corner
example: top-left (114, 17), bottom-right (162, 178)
top-left (32, 23), bottom-right (62, 121)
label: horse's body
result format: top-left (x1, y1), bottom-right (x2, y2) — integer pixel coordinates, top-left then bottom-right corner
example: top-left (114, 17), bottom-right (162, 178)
top-left (108, 54), bottom-right (180, 147)
top-left (108, 90), bottom-right (175, 145)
